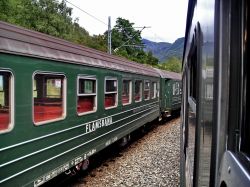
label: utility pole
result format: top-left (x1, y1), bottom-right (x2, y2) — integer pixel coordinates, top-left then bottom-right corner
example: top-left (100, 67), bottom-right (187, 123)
top-left (107, 16), bottom-right (112, 54)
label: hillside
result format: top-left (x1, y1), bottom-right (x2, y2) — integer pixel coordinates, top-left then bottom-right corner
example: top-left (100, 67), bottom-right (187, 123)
top-left (143, 37), bottom-right (184, 63)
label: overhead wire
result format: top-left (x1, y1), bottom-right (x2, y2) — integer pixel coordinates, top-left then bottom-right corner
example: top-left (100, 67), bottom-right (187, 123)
top-left (64, 0), bottom-right (108, 26)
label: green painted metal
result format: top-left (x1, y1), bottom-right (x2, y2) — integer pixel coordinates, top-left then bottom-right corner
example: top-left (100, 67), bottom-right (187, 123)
top-left (0, 21), bottom-right (183, 187)
top-left (0, 53), bottom-right (160, 187)
top-left (160, 77), bottom-right (182, 115)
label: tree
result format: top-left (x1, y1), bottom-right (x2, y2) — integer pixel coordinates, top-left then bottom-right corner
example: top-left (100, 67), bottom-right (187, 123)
top-left (0, 2), bottom-right (158, 66)
top-left (106, 17), bottom-right (159, 65)
top-left (158, 57), bottom-right (182, 73)
top-left (0, 0), bottom-right (106, 50)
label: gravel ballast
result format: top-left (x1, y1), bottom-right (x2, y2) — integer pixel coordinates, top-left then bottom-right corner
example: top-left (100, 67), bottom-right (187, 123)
top-left (69, 118), bottom-right (180, 187)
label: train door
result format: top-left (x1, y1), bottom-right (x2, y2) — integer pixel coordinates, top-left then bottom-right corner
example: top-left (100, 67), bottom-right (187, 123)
top-left (164, 79), bottom-right (170, 110)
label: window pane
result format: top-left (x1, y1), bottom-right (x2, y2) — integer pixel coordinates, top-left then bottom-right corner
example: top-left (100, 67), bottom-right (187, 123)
top-left (105, 93), bottom-right (117, 108)
top-left (105, 78), bottom-right (117, 109)
top-left (77, 78), bottom-right (96, 114)
top-left (190, 47), bottom-right (197, 100)
top-left (77, 96), bottom-right (96, 113)
top-left (122, 80), bottom-right (131, 105)
top-left (106, 80), bottom-right (117, 92)
top-left (0, 72), bottom-right (11, 131)
top-left (173, 82), bottom-right (180, 95)
top-left (144, 81), bottom-right (150, 100)
top-left (151, 82), bottom-right (157, 98)
top-left (144, 81), bottom-right (150, 89)
top-left (46, 79), bottom-right (62, 98)
top-left (34, 74), bottom-right (64, 124)
top-left (79, 79), bottom-right (96, 94)
top-left (33, 80), bottom-right (37, 98)
top-left (0, 75), bottom-right (4, 105)
top-left (205, 84), bottom-right (213, 99)
top-left (135, 80), bottom-right (142, 101)
top-left (240, 6), bottom-right (250, 156)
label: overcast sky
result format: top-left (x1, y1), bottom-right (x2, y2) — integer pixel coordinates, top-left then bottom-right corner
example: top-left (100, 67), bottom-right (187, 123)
top-left (65, 0), bottom-right (188, 43)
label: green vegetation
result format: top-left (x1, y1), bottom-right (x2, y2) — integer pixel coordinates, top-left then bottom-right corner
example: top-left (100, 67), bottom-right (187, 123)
top-left (156, 57), bottom-right (182, 73)
top-left (0, 0), bottom-right (181, 72)
top-left (107, 17), bottom-right (158, 65)
top-left (0, 0), bottom-right (105, 51)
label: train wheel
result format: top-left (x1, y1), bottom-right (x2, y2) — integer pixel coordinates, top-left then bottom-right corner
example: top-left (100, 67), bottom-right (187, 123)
top-left (81, 159), bottom-right (90, 171)
top-left (118, 134), bottom-right (130, 147)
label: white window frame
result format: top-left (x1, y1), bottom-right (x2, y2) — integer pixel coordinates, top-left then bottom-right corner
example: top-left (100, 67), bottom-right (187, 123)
top-left (77, 75), bottom-right (97, 115)
top-left (32, 72), bottom-right (67, 125)
top-left (135, 80), bottom-right (142, 102)
top-left (157, 81), bottom-right (160, 98)
top-left (144, 80), bottom-right (150, 100)
top-left (122, 79), bottom-right (132, 106)
top-left (104, 77), bottom-right (118, 109)
top-left (173, 82), bottom-right (179, 95)
top-left (0, 70), bottom-right (14, 134)
top-left (152, 82), bottom-right (157, 99)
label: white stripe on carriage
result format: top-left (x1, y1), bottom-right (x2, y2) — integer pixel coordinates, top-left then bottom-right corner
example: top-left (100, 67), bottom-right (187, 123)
top-left (0, 108), bottom-right (159, 184)
top-left (0, 105), bottom-right (159, 168)
top-left (0, 101), bottom-right (159, 152)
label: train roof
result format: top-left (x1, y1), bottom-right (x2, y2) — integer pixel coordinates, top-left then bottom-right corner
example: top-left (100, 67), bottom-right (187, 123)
top-left (182, 0), bottom-right (196, 66)
top-left (154, 68), bottom-right (182, 80)
top-left (0, 21), bottom-right (159, 77)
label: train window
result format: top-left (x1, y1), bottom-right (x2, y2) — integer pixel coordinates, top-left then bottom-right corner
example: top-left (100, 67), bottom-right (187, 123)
top-left (0, 71), bottom-right (14, 133)
top-left (77, 76), bottom-right (97, 115)
top-left (151, 82), bottom-right (157, 99)
top-left (122, 79), bottom-right (132, 105)
top-left (144, 81), bottom-right (150, 100)
top-left (33, 73), bottom-right (66, 125)
top-left (240, 3), bottom-right (250, 157)
top-left (105, 77), bottom-right (118, 109)
top-left (205, 84), bottom-right (213, 100)
top-left (157, 81), bottom-right (160, 98)
top-left (173, 82), bottom-right (180, 95)
top-left (135, 80), bottom-right (142, 102)
top-left (190, 46), bottom-right (197, 100)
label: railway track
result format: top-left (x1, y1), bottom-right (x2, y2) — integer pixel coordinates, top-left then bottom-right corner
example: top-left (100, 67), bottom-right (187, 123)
top-left (50, 117), bottom-right (180, 187)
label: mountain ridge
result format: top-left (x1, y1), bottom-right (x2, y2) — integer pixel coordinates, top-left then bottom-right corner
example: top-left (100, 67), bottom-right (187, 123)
top-left (142, 37), bottom-right (184, 63)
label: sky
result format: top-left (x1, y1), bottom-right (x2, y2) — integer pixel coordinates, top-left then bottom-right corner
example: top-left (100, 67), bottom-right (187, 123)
top-left (65, 0), bottom-right (188, 43)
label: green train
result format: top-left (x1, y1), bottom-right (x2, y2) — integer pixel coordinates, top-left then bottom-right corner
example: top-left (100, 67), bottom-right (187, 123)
top-left (0, 21), bottom-right (181, 187)
top-left (155, 69), bottom-right (182, 119)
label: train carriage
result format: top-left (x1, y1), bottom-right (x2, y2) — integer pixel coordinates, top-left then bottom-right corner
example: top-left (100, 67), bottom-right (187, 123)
top-left (181, 0), bottom-right (250, 186)
top-left (155, 69), bottom-right (182, 118)
top-left (0, 21), bottom-right (161, 187)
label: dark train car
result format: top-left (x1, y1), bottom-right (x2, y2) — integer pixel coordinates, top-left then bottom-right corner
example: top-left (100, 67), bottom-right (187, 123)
top-left (0, 21), bottom-right (161, 186)
top-left (181, 0), bottom-right (250, 186)
top-left (155, 69), bottom-right (182, 118)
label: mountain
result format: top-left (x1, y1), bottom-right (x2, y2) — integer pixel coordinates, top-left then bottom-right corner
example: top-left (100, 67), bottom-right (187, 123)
top-left (142, 37), bottom-right (184, 63)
